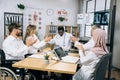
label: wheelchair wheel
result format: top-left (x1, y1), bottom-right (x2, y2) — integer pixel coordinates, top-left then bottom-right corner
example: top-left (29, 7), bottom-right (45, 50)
top-left (0, 67), bottom-right (18, 80)
top-left (24, 73), bottom-right (36, 80)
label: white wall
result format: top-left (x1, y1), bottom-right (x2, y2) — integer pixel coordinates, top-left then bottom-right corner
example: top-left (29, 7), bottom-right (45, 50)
top-left (0, 0), bottom-right (79, 48)
top-left (112, 0), bottom-right (120, 68)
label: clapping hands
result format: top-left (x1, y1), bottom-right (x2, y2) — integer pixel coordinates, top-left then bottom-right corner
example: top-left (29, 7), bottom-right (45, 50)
top-left (26, 37), bottom-right (37, 47)
top-left (70, 36), bottom-right (79, 42)
top-left (44, 35), bottom-right (52, 43)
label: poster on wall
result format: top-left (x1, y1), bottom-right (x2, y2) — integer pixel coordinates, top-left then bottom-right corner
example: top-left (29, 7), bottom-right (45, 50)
top-left (85, 13), bottom-right (94, 25)
top-left (24, 8), bottom-right (43, 31)
top-left (56, 9), bottom-right (70, 25)
top-left (77, 14), bottom-right (84, 24)
top-left (23, 8), bottom-right (44, 40)
top-left (93, 11), bottom-right (109, 25)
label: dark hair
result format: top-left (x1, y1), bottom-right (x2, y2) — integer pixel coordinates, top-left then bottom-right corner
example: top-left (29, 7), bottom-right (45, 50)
top-left (8, 23), bottom-right (21, 34)
top-left (58, 26), bottom-right (64, 31)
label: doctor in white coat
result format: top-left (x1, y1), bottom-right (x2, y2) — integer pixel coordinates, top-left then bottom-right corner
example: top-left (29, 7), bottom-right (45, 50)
top-left (24, 25), bottom-right (52, 53)
top-left (72, 28), bottom-right (108, 80)
top-left (48, 26), bottom-right (72, 53)
top-left (71, 25), bottom-right (101, 56)
top-left (2, 23), bottom-right (36, 60)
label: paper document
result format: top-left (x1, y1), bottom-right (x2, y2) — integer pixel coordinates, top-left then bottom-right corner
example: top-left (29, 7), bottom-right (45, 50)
top-left (61, 55), bottom-right (79, 64)
top-left (29, 54), bottom-right (44, 59)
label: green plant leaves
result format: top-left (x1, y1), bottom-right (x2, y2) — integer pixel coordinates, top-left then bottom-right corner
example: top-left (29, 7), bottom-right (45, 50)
top-left (58, 17), bottom-right (65, 22)
top-left (17, 3), bottom-right (25, 10)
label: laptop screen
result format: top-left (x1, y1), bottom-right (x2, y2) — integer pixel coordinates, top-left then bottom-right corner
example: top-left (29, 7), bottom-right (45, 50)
top-left (54, 47), bottom-right (67, 60)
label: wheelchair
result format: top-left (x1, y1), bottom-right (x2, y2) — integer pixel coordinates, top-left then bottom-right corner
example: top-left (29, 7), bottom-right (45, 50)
top-left (0, 67), bottom-right (18, 80)
top-left (0, 49), bottom-right (36, 80)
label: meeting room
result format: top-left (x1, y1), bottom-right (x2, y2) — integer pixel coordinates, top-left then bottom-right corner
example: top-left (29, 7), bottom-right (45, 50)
top-left (0, 0), bottom-right (120, 80)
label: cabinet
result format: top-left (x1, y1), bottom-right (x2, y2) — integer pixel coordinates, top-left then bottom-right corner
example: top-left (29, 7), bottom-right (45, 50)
top-left (45, 25), bottom-right (80, 37)
top-left (4, 12), bottom-right (23, 39)
top-left (45, 25), bottom-right (80, 51)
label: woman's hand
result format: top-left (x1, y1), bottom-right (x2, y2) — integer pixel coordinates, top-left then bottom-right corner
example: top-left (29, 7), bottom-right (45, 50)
top-left (76, 44), bottom-right (86, 56)
top-left (76, 44), bottom-right (83, 50)
top-left (26, 37), bottom-right (37, 47)
top-left (44, 36), bottom-right (52, 43)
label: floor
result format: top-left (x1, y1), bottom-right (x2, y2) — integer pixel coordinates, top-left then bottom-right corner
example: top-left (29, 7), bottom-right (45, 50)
top-left (0, 67), bottom-right (120, 80)
top-left (106, 67), bottom-right (120, 80)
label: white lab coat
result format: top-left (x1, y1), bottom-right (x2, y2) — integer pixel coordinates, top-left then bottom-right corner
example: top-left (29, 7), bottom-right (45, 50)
top-left (26, 34), bottom-right (46, 53)
top-left (74, 38), bottom-right (95, 57)
top-left (73, 51), bottom-right (100, 80)
top-left (75, 38), bottom-right (95, 51)
top-left (49, 32), bottom-right (72, 51)
top-left (82, 38), bottom-right (94, 51)
top-left (2, 35), bottom-right (29, 60)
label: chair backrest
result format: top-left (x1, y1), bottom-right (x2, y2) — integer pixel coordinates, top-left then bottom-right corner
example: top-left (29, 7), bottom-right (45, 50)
top-left (93, 53), bottom-right (111, 80)
top-left (0, 49), bottom-right (21, 74)
top-left (0, 49), bottom-right (6, 66)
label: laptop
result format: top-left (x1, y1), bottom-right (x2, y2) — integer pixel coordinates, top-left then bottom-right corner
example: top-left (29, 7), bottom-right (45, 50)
top-left (54, 47), bottom-right (79, 63)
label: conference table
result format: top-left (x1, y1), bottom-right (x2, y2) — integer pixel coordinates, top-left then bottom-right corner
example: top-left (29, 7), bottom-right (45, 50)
top-left (12, 48), bottom-right (79, 79)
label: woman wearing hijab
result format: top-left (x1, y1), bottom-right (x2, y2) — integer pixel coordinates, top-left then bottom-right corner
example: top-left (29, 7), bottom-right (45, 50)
top-left (70, 25), bottom-right (101, 57)
top-left (72, 28), bottom-right (109, 80)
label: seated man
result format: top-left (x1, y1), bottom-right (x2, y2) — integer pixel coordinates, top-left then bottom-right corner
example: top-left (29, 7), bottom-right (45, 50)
top-left (49, 26), bottom-right (73, 54)
top-left (2, 23), bottom-right (44, 80)
top-left (2, 23), bottom-right (36, 60)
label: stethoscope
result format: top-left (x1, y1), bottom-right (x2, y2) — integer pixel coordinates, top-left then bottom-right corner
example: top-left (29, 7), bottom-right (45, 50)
top-left (63, 33), bottom-right (66, 47)
top-left (56, 33), bottom-right (66, 47)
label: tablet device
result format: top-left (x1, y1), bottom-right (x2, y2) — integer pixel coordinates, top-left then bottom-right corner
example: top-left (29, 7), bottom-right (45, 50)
top-left (54, 47), bottom-right (67, 60)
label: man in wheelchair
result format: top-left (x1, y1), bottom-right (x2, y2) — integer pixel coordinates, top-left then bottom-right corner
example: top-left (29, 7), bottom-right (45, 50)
top-left (1, 23), bottom-right (39, 80)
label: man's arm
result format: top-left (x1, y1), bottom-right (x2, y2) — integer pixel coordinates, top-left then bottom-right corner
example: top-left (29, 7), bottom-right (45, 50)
top-left (3, 40), bottom-right (29, 58)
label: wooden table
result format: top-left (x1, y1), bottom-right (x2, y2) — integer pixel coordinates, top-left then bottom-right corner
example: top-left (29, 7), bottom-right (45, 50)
top-left (12, 53), bottom-right (78, 74)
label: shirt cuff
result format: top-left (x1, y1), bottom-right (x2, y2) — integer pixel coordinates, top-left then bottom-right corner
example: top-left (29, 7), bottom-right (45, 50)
top-left (74, 41), bottom-right (82, 47)
top-left (79, 50), bottom-right (84, 57)
top-left (42, 40), bottom-right (46, 45)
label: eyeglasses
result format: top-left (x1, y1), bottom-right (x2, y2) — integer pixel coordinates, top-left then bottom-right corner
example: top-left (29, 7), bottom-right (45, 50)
top-left (17, 28), bottom-right (22, 30)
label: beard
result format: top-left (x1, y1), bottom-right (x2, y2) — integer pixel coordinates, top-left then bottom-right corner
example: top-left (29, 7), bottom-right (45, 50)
top-left (16, 32), bottom-right (21, 37)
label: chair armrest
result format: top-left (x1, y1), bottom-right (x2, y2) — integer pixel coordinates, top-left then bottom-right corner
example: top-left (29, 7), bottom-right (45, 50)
top-left (5, 60), bottom-right (20, 64)
top-left (24, 53), bottom-right (32, 58)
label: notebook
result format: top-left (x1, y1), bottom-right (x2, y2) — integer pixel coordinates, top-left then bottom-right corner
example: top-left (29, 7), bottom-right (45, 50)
top-left (54, 47), bottom-right (79, 63)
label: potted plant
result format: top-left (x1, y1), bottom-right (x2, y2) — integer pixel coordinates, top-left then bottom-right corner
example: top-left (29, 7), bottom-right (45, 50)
top-left (17, 3), bottom-right (25, 10)
top-left (44, 54), bottom-right (49, 64)
top-left (58, 16), bottom-right (65, 22)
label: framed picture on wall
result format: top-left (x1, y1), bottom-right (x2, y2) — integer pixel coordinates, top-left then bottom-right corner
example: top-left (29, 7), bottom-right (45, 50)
top-left (93, 11), bottom-right (109, 25)
top-left (4, 12), bottom-right (23, 39)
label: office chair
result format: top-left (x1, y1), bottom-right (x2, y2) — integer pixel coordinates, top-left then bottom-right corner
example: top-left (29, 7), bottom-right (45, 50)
top-left (92, 53), bottom-right (111, 80)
